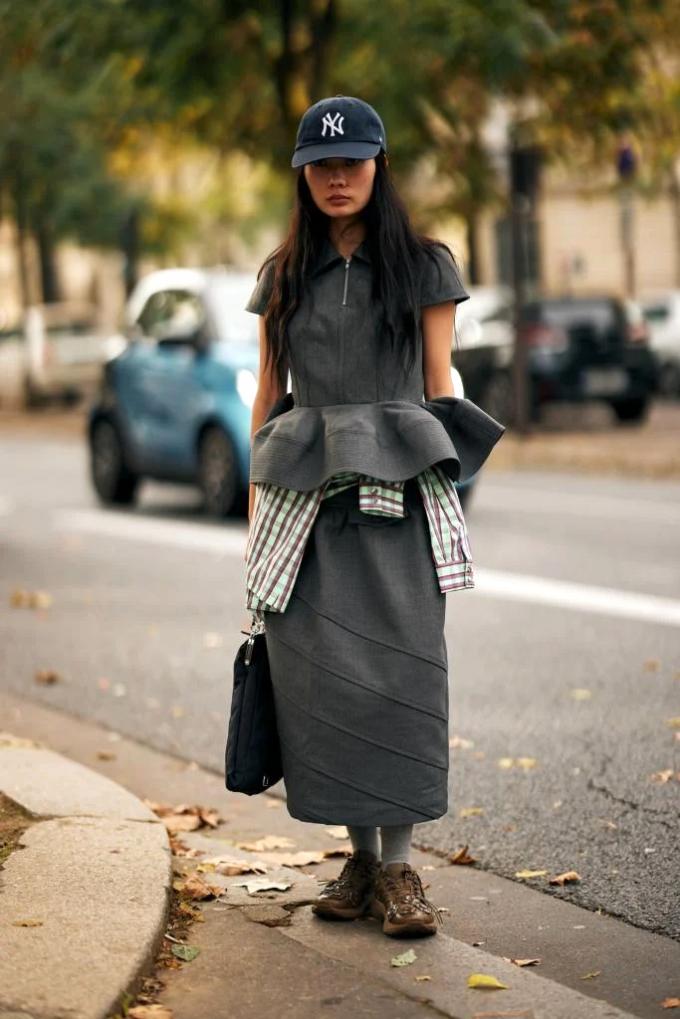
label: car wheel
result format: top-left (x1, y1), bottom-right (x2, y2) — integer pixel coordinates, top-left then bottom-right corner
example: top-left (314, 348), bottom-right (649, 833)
top-left (198, 426), bottom-right (242, 517)
top-left (481, 371), bottom-right (515, 425)
top-left (90, 419), bottom-right (139, 505)
top-left (610, 397), bottom-right (650, 425)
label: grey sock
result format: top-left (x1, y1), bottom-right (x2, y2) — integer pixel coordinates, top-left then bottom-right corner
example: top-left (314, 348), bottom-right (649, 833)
top-left (347, 825), bottom-right (380, 859)
top-left (380, 824), bottom-right (414, 866)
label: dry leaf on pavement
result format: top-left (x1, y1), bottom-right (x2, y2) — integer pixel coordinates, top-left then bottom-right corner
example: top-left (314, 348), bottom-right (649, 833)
top-left (324, 826), bottom-right (349, 839)
top-left (11, 919), bottom-right (44, 927)
top-left (199, 856), bottom-right (268, 876)
top-left (414, 975), bottom-right (432, 982)
top-left (459, 806), bottom-right (484, 818)
top-left (549, 870), bottom-right (581, 885)
top-left (514, 869), bottom-right (548, 879)
top-left (467, 973), bottom-right (509, 990)
top-left (449, 735), bottom-right (475, 749)
top-left (649, 769), bottom-right (676, 783)
top-left (236, 835), bottom-right (296, 851)
top-left (128, 1006), bottom-right (174, 1019)
top-left (257, 850), bottom-right (326, 867)
top-left (34, 669), bottom-right (61, 685)
top-left (448, 845), bottom-right (477, 865)
top-left (173, 874), bottom-right (222, 900)
top-left (504, 957), bottom-right (540, 967)
top-left (391, 949), bottom-right (417, 967)
top-left (231, 877), bottom-right (293, 895)
top-left (580, 970), bottom-right (601, 980)
top-left (661, 998), bottom-right (680, 1009)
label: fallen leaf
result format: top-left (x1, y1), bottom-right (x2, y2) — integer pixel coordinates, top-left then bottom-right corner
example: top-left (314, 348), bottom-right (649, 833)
top-left (145, 801), bottom-right (222, 831)
top-left (514, 869), bottom-right (548, 880)
top-left (569, 688), bottom-right (592, 701)
top-left (324, 826), bottom-right (349, 840)
top-left (650, 769), bottom-right (675, 784)
top-left (200, 855), bottom-right (268, 876)
top-left (459, 806), bottom-right (484, 819)
top-left (508, 958), bottom-right (540, 968)
top-left (449, 845), bottom-right (477, 866)
top-left (321, 846), bottom-right (352, 859)
top-left (516, 757), bottom-right (537, 770)
top-left (10, 588), bottom-right (31, 607)
top-left (449, 735), bottom-right (475, 749)
top-left (580, 970), bottom-right (601, 980)
top-left (549, 870), bottom-right (581, 886)
top-left (666, 717), bottom-right (680, 729)
top-left (498, 757), bottom-right (514, 769)
top-left (96, 750), bottom-right (116, 761)
top-left (171, 944), bottom-right (200, 963)
top-left (661, 998), bottom-right (680, 1009)
top-left (163, 813), bottom-right (203, 833)
top-left (255, 850), bottom-right (326, 867)
top-left (467, 973), bottom-right (509, 990)
top-left (170, 705), bottom-right (185, 718)
top-left (236, 835), bottom-right (296, 852)
top-left (173, 874), bottom-right (222, 900)
top-left (643, 658), bottom-right (661, 672)
top-left (11, 919), bottom-right (44, 927)
top-left (128, 1006), bottom-right (174, 1019)
top-left (34, 669), bottom-right (61, 685)
top-left (231, 877), bottom-right (292, 895)
top-left (414, 974), bottom-right (432, 982)
top-left (391, 949), bottom-right (417, 967)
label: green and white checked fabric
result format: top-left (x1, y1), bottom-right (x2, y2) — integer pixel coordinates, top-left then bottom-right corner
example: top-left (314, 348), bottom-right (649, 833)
top-left (245, 464), bottom-right (474, 614)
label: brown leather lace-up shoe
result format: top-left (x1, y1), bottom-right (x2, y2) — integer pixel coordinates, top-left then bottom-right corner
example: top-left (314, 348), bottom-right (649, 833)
top-left (312, 849), bottom-right (381, 920)
top-left (369, 862), bottom-right (443, 937)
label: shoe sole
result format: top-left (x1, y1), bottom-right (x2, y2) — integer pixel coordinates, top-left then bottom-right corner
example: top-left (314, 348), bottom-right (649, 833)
top-left (312, 894), bottom-right (372, 921)
top-left (369, 896), bottom-right (437, 937)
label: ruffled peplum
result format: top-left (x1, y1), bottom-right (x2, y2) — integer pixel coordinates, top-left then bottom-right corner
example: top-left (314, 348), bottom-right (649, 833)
top-left (250, 393), bottom-right (506, 490)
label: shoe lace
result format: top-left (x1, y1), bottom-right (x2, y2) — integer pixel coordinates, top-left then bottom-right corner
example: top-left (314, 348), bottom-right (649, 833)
top-left (326, 853), bottom-right (377, 893)
top-left (380, 866), bottom-right (444, 926)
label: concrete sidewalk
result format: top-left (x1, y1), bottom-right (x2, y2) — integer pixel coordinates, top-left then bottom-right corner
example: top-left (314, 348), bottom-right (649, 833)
top-left (1, 691), bottom-right (678, 1019)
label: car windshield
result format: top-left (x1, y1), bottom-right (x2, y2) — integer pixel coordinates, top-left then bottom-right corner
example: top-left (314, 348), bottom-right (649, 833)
top-left (208, 277), bottom-right (260, 344)
top-left (537, 301), bottom-right (618, 331)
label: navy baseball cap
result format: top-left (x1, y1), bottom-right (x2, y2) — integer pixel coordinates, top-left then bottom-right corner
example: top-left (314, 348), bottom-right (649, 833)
top-left (291, 95), bottom-right (387, 168)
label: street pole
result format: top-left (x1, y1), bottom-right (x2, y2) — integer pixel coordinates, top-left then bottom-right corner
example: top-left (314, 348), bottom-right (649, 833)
top-left (510, 186), bottom-right (529, 434)
top-left (616, 134), bottom-right (637, 298)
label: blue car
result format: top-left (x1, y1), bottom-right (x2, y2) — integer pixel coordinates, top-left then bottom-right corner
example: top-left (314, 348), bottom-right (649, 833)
top-left (88, 266), bottom-right (477, 517)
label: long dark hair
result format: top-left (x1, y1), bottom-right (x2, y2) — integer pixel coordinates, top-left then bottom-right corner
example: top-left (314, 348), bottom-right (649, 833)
top-left (257, 151), bottom-right (461, 390)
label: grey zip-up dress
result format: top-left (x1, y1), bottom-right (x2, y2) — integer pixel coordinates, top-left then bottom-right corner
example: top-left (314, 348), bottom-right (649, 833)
top-left (245, 237), bottom-right (504, 825)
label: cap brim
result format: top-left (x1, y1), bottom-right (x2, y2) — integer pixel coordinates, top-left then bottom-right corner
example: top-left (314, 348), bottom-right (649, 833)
top-left (291, 141), bottom-right (382, 168)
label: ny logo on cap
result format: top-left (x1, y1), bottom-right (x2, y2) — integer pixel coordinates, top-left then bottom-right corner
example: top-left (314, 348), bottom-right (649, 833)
top-left (321, 111), bottom-right (345, 137)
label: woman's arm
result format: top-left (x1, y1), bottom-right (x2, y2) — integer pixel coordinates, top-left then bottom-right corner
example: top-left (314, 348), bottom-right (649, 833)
top-left (422, 301), bottom-right (457, 400)
top-left (248, 316), bottom-right (287, 522)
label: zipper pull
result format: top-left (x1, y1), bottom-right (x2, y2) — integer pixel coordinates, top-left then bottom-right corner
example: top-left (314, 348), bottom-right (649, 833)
top-left (342, 257), bottom-right (351, 306)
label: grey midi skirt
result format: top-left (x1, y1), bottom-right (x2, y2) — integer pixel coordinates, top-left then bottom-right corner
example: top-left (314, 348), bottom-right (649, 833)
top-left (263, 477), bottom-right (449, 826)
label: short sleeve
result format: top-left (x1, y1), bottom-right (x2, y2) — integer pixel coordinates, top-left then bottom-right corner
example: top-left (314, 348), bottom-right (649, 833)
top-left (245, 257), bottom-right (276, 315)
top-left (419, 244), bottom-right (470, 307)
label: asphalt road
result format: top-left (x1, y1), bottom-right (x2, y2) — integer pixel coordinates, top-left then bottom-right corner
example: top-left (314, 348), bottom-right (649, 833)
top-left (1, 431), bottom-right (678, 941)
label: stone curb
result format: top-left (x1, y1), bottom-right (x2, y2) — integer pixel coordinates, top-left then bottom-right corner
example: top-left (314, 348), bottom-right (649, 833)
top-left (0, 738), bottom-right (172, 1019)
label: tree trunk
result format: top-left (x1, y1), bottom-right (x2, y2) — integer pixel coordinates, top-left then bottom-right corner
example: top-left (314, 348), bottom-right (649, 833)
top-left (669, 165), bottom-right (680, 289)
top-left (36, 220), bottom-right (61, 303)
top-left (11, 173), bottom-right (31, 310)
top-left (465, 211), bottom-right (480, 285)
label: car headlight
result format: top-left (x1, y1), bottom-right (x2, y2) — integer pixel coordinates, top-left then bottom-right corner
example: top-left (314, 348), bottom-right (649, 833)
top-left (236, 368), bottom-right (258, 407)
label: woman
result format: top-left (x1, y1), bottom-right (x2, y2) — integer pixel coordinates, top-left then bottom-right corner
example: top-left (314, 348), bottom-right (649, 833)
top-left (244, 95), bottom-right (505, 938)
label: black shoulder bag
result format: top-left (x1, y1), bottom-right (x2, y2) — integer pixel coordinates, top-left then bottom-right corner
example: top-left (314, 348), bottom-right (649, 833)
top-left (224, 611), bottom-right (283, 795)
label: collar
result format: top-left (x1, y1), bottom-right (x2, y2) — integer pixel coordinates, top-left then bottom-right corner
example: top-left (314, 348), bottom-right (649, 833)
top-left (309, 235), bottom-right (371, 277)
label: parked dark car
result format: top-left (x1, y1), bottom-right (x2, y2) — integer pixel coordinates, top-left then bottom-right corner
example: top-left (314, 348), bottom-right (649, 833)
top-left (454, 292), bottom-right (658, 425)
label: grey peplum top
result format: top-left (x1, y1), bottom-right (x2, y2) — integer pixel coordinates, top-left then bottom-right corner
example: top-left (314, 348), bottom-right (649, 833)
top-left (245, 235), bottom-right (505, 490)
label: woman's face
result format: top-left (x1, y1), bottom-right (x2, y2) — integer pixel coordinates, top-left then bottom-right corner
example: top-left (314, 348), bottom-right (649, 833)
top-left (303, 157), bottom-right (376, 218)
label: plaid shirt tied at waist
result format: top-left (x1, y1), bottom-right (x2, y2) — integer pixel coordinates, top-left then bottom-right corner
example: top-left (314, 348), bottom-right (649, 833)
top-left (245, 464), bottom-right (473, 614)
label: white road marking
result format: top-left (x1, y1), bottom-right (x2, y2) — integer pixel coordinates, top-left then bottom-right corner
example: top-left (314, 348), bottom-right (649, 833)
top-left (54, 506), bottom-right (680, 629)
top-left (478, 484), bottom-right (680, 526)
top-left (55, 508), bottom-right (246, 558)
top-left (475, 568), bottom-right (680, 628)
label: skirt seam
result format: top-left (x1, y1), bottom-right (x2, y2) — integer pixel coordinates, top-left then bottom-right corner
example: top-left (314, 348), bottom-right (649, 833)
top-left (293, 592), bottom-right (447, 672)
top-left (269, 630), bottom-right (447, 722)
top-left (274, 682), bottom-right (448, 772)
top-left (279, 733), bottom-right (439, 820)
